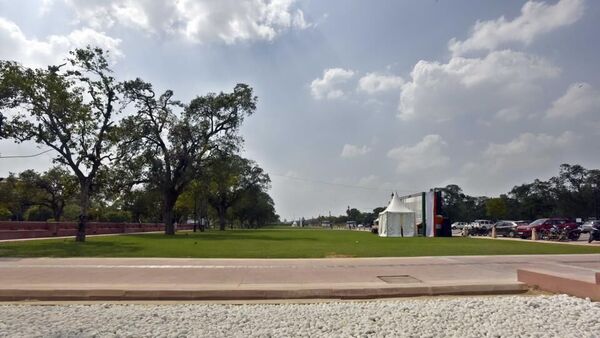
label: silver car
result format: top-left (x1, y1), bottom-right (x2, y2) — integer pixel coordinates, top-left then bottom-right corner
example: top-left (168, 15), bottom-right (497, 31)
top-left (470, 219), bottom-right (494, 230)
top-left (451, 222), bottom-right (468, 230)
top-left (581, 220), bottom-right (600, 233)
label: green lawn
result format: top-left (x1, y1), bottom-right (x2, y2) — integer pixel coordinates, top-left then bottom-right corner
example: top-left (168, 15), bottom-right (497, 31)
top-left (1, 229), bottom-right (600, 258)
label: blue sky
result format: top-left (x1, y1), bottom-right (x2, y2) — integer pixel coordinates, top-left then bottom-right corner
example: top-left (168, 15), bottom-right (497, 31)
top-left (1, 0), bottom-right (599, 220)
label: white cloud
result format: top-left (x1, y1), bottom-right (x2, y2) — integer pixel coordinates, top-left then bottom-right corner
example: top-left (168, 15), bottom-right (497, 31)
top-left (387, 134), bottom-right (450, 173)
top-left (310, 68), bottom-right (355, 100)
top-left (61, 0), bottom-right (310, 44)
top-left (494, 107), bottom-right (523, 122)
top-left (357, 174), bottom-right (379, 187)
top-left (341, 144), bottom-right (371, 158)
top-left (546, 82), bottom-right (600, 118)
top-left (40, 0), bottom-right (55, 15)
top-left (398, 50), bottom-right (560, 121)
top-left (357, 72), bottom-right (404, 94)
top-left (0, 17), bottom-right (122, 67)
top-left (454, 131), bottom-right (580, 194)
top-left (475, 131), bottom-right (577, 174)
top-left (449, 0), bottom-right (585, 56)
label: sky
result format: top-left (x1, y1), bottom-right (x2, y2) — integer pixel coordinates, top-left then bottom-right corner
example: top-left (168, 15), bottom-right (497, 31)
top-left (0, 0), bottom-right (599, 220)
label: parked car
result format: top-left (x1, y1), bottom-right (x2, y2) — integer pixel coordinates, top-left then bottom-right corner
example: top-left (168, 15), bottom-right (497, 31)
top-left (581, 220), bottom-right (600, 233)
top-left (589, 222), bottom-right (600, 243)
top-left (451, 222), bottom-right (469, 230)
top-left (493, 220), bottom-right (528, 237)
top-left (470, 219), bottom-right (494, 230)
top-left (462, 220), bottom-right (493, 236)
top-left (516, 218), bottom-right (579, 239)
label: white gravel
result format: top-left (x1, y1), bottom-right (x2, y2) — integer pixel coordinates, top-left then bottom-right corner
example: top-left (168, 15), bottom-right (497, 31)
top-left (0, 295), bottom-right (599, 337)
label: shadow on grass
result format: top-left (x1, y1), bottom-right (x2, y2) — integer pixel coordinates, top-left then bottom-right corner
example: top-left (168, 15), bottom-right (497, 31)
top-left (0, 240), bottom-right (143, 258)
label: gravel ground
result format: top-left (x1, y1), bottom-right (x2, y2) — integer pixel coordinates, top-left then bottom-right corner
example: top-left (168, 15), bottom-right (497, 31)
top-left (0, 295), bottom-right (599, 337)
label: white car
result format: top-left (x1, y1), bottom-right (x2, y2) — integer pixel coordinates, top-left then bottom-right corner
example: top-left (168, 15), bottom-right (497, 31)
top-left (469, 219), bottom-right (494, 230)
top-left (451, 222), bottom-right (468, 230)
top-left (581, 220), bottom-right (600, 233)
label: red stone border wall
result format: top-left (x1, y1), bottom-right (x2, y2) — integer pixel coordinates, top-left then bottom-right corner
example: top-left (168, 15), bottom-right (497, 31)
top-left (517, 269), bottom-right (600, 301)
top-left (0, 221), bottom-right (193, 240)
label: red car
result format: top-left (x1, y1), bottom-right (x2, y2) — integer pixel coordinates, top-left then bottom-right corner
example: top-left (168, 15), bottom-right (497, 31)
top-left (516, 218), bottom-right (579, 239)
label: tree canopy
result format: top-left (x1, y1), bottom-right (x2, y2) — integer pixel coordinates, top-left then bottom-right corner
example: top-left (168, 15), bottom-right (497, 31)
top-left (0, 47), bottom-right (122, 240)
top-left (0, 46), bottom-right (275, 238)
top-left (117, 79), bottom-right (257, 234)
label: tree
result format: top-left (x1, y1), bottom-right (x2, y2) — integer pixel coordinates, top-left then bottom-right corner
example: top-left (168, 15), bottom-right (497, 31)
top-left (24, 205), bottom-right (53, 221)
top-left (485, 197), bottom-right (507, 220)
top-left (346, 207), bottom-right (362, 223)
top-left (232, 186), bottom-right (277, 228)
top-left (0, 47), bottom-right (122, 241)
top-left (0, 206), bottom-right (11, 220)
top-left (372, 207), bottom-right (386, 215)
top-left (176, 180), bottom-right (209, 231)
top-left (207, 153), bottom-right (270, 230)
top-left (119, 80), bottom-right (256, 235)
top-left (119, 187), bottom-right (162, 223)
top-left (19, 167), bottom-right (78, 221)
top-left (509, 179), bottom-right (555, 220)
top-left (0, 173), bottom-right (36, 220)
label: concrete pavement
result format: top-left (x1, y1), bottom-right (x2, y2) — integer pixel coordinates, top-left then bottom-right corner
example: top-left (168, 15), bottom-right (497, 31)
top-left (0, 254), bottom-right (598, 300)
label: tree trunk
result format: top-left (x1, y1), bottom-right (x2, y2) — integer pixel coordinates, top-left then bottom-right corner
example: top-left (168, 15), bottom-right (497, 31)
top-left (53, 202), bottom-right (63, 222)
top-left (163, 193), bottom-right (177, 235)
top-left (76, 182), bottom-right (91, 242)
top-left (218, 207), bottom-right (226, 231)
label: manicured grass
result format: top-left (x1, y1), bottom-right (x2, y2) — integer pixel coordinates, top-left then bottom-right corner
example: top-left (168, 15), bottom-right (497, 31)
top-left (1, 229), bottom-right (600, 258)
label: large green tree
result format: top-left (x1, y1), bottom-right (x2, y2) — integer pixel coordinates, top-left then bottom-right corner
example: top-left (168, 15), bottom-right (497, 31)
top-left (485, 197), bottom-right (508, 220)
top-left (0, 47), bottom-right (122, 241)
top-left (19, 167), bottom-right (78, 221)
top-left (206, 153), bottom-right (270, 230)
top-left (118, 80), bottom-right (256, 235)
top-left (0, 173), bottom-right (36, 221)
top-left (232, 186), bottom-right (278, 228)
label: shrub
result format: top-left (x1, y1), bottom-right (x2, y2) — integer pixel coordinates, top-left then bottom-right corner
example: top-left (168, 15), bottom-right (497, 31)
top-left (25, 206), bottom-right (53, 221)
top-left (0, 207), bottom-right (12, 221)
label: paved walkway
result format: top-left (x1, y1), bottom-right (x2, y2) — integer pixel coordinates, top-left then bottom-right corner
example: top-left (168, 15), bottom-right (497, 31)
top-left (0, 254), bottom-right (598, 300)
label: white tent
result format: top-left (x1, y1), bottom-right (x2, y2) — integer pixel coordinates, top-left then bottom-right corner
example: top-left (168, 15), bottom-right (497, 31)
top-left (378, 194), bottom-right (416, 237)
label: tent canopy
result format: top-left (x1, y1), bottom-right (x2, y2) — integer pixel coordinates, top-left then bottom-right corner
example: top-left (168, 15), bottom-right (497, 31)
top-left (378, 193), bottom-right (416, 237)
top-left (380, 194), bottom-right (415, 214)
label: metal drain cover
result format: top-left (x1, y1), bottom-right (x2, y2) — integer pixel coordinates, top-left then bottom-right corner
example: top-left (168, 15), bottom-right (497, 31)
top-left (378, 275), bottom-right (422, 284)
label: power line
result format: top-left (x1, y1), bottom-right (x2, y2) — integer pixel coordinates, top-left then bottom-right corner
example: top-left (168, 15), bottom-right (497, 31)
top-left (0, 149), bottom-right (53, 159)
top-left (270, 172), bottom-right (419, 193)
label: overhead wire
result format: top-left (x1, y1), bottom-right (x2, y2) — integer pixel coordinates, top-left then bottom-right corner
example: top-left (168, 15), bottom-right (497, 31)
top-left (0, 149), bottom-right (54, 159)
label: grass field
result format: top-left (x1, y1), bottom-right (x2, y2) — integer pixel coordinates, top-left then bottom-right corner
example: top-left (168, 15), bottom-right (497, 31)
top-left (2, 229), bottom-right (600, 258)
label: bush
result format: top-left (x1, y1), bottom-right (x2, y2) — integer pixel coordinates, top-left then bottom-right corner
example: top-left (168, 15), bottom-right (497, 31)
top-left (100, 210), bottom-right (131, 223)
top-left (0, 207), bottom-right (12, 221)
top-left (62, 204), bottom-right (80, 221)
top-left (25, 206), bottom-right (53, 221)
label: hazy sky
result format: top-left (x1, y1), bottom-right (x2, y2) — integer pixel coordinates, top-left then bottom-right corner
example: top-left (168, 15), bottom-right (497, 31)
top-left (1, 0), bottom-right (599, 220)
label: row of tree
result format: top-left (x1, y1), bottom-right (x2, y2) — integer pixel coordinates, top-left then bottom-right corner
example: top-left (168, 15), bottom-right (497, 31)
top-left (440, 163), bottom-right (600, 222)
top-left (0, 155), bottom-right (278, 228)
top-left (299, 206), bottom-right (385, 227)
top-left (0, 47), bottom-right (277, 241)
top-left (297, 163), bottom-right (599, 226)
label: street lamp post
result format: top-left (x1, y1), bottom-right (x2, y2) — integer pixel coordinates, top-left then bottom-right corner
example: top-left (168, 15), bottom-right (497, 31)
top-left (592, 183), bottom-right (599, 220)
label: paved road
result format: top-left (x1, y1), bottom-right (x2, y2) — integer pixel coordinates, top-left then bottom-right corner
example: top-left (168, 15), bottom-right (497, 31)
top-left (0, 255), bottom-right (598, 293)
